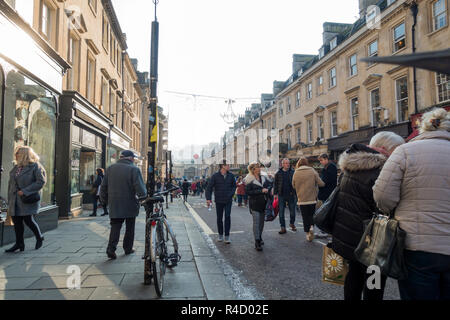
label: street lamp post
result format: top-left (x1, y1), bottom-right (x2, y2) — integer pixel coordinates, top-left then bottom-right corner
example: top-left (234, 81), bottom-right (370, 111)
top-left (144, 0), bottom-right (159, 286)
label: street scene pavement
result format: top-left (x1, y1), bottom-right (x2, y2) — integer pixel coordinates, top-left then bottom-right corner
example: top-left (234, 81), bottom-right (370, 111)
top-left (187, 196), bottom-right (401, 300)
top-left (0, 199), bottom-right (236, 300)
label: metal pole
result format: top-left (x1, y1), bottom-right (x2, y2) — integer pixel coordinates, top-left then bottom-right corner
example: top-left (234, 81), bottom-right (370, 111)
top-left (169, 150), bottom-right (173, 203)
top-left (165, 151), bottom-right (168, 208)
top-left (144, 0), bottom-right (159, 286)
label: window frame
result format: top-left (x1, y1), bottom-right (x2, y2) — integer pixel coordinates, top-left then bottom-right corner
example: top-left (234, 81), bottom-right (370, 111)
top-left (370, 88), bottom-right (382, 127)
top-left (395, 76), bottom-right (409, 123)
top-left (329, 67), bottom-right (337, 88)
top-left (393, 22), bottom-right (406, 53)
top-left (86, 51), bottom-right (96, 104)
top-left (317, 114), bottom-right (324, 140)
top-left (296, 90), bottom-right (301, 108)
top-left (368, 39), bottom-right (378, 66)
top-left (330, 111), bottom-right (338, 137)
top-left (349, 53), bottom-right (358, 77)
top-left (436, 72), bottom-right (450, 103)
top-left (350, 97), bottom-right (359, 131)
top-left (307, 118), bottom-right (313, 144)
top-left (306, 82), bottom-right (313, 100)
top-left (432, 0), bottom-right (448, 32)
top-left (317, 75), bottom-right (324, 95)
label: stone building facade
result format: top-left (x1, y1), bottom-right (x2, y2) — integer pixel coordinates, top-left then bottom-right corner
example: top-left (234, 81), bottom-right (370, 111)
top-left (204, 0), bottom-right (450, 173)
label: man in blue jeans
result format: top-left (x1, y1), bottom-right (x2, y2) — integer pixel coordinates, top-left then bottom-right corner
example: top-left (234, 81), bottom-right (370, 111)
top-left (206, 161), bottom-right (236, 244)
top-left (274, 158), bottom-right (296, 234)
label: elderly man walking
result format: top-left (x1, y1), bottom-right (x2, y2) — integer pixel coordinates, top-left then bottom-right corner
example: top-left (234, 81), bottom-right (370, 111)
top-left (100, 150), bottom-right (147, 260)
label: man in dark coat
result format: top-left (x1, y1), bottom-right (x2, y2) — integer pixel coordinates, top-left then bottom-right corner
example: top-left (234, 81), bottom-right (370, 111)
top-left (316, 154), bottom-right (338, 237)
top-left (274, 158), bottom-right (296, 234)
top-left (318, 154), bottom-right (338, 202)
top-left (100, 150), bottom-right (147, 260)
top-left (205, 161), bottom-right (236, 244)
top-left (181, 179), bottom-right (190, 202)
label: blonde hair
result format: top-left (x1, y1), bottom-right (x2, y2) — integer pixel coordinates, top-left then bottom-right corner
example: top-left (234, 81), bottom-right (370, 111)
top-left (420, 108), bottom-right (450, 133)
top-left (370, 131), bottom-right (405, 152)
top-left (295, 157), bottom-right (309, 169)
top-left (15, 146), bottom-right (40, 167)
top-left (247, 162), bottom-right (261, 175)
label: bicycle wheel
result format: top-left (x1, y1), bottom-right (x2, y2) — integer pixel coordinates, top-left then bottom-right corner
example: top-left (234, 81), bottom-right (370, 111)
top-left (163, 218), bottom-right (180, 269)
top-left (151, 223), bottom-right (167, 297)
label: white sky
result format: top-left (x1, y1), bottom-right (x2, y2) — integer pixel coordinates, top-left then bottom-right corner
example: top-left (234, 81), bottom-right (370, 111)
top-left (112, 0), bottom-right (360, 153)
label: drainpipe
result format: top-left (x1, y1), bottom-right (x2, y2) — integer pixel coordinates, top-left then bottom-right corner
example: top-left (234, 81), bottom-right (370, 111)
top-left (411, 1), bottom-right (419, 115)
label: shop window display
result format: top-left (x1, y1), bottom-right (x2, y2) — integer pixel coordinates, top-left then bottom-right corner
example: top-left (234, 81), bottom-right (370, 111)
top-left (0, 68), bottom-right (57, 208)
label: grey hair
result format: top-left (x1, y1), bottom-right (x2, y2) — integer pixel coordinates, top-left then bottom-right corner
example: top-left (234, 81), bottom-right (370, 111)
top-left (420, 108), bottom-right (450, 133)
top-left (369, 131), bottom-right (405, 152)
top-left (281, 158), bottom-right (290, 164)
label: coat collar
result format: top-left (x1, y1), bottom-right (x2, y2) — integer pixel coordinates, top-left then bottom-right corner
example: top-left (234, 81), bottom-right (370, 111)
top-left (411, 130), bottom-right (450, 143)
top-left (14, 163), bottom-right (36, 176)
top-left (338, 147), bottom-right (386, 172)
top-left (244, 174), bottom-right (266, 187)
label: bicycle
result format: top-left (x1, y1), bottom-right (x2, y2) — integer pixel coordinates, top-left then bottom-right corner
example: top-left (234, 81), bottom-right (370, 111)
top-left (139, 186), bottom-right (181, 297)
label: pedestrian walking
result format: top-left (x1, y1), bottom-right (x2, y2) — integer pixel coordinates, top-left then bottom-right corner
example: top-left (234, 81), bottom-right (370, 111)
top-left (373, 108), bottom-right (450, 300)
top-left (274, 158), bottom-right (296, 234)
top-left (316, 154), bottom-right (338, 237)
top-left (292, 157), bottom-right (325, 242)
top-left (5, 146), bottom-right (46, 253)
top-left (245, 162), bottom-right (272, 251)
top-left (89, 168), bottom-right (108, 217)
top-left (331, 131), bottom-right (405, 301)
top-left (236, 176), bottom-right (246, 207)
top-left (100, 150), bottom-right (147, 260)
top-left (181, 179), bottom-right (190, 202)
top-left (198, 180), bottom-right (205, 198)
top-left (156, 178), bottom-right (162, 193)
top-left (205, 160), bottom-right (236, 244)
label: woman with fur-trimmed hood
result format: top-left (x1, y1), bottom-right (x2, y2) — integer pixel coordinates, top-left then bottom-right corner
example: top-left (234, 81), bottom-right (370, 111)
top-left (244, 162), bottom-right (272, 251)
top-left (331, 131), bottom-right (404, 301)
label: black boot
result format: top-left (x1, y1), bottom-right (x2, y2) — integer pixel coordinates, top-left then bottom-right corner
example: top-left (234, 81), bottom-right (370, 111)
top-left (89, 213), bottom-right (97, 217)
top-left (255, 240), bottom-right (263, 251)
top-left (35, 237), bottom-right (44, 250)
top-left (5, 243), bottom-right (25, 253)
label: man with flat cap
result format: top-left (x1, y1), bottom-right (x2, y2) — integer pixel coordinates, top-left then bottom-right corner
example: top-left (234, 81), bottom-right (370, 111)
top-left (100, 150), bottom-right (147, 259)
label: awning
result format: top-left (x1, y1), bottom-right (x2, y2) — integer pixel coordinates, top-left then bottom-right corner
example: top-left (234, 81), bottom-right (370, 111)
top-left (361, 48), bottom-right (450, 74)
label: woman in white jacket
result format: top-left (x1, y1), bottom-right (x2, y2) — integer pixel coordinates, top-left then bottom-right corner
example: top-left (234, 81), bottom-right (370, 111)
top-left (373, 108), bottom-right (450, 300)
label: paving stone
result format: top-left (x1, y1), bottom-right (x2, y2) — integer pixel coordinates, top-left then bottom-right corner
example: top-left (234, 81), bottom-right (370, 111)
top-left (27, 275), bottom-right (88, 289)
top-left (0, 277), bottom-right (41, 290)
top-left (1, 264), bottom-right (92, 278)
top-left (195, 256), bottom-right (223, 275)
top-left (82, 262), bottom-right (143, 276)
top-left (0, 290), bottom-right (40, 300)
top-left (200, 274), bottom-right (237, 300)
top-left (30, 288), bottom-right (95, 300)
top-left (88, 285), bottom-right (158, 300)
top-left (82, 274), bottom-right (125, 287)
top-left (26, 257), bottom-right (68, 265)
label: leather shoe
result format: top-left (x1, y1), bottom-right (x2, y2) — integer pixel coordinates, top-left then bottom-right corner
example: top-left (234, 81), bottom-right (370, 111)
top-left (279, 227), bottom-right (287, 234)
top-left (101, 213), bottom-right (108, 216)
top-left (106, 250), bottom-right (117, 260)
top-left (89, 213), bottom-right (97, 217)
top-left (35, 237), bottom-right (44, 250)
top-left (290, 224), bottom-right (297, 231)
top-left (5, 244), bottom-right (24, 253)
top-left (125, 249), bottom-right (135, 255)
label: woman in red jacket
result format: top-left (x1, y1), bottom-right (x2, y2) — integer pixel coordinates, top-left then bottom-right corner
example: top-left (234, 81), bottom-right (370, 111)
top-left (236, 176), bottom-right (246, 206)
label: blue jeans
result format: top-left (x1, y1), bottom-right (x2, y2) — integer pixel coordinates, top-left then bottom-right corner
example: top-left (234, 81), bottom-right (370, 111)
top-left (398, 250), bottom-right (450, 300)
top-left (216, 202), bottom-right (232, 236)
top-left (237, 194), bottom-right (243, 205)
top-left (278, 195), bottom-right (296, 228)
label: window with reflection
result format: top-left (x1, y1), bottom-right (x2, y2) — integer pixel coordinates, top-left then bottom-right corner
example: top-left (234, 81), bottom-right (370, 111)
top-left (1, 68), bottom-right (57, 208)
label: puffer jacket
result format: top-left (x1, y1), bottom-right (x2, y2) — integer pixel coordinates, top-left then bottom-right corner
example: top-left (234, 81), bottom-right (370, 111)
top-left (244, 174), bottom-right (272, 213)
top-left (373, 130), bottom-right (450, 256)
top-left (331, 144), bottom-right (387, 261)
top-left (292, 166), bottom-right (325, 205)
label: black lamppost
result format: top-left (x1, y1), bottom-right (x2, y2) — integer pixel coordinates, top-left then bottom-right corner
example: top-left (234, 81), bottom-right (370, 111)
top-left (144, 0), bottom-right (160, 286)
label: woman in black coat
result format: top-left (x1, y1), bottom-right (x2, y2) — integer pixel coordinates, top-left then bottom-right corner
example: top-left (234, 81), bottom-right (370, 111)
top-left (90, 168), bottom-right (108, 217)
top-left (244, 162), bottom-right (272, 251)
top-left (331, 132), bottom-right (404, 300)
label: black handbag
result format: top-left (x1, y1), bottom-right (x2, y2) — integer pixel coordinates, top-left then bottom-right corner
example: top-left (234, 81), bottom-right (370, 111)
top-left (21, 192), bottom-right (41, 204)
top-left (354, 211), bottom-right (408, 280)
top-left (313, 174), bottom-right (342, 234)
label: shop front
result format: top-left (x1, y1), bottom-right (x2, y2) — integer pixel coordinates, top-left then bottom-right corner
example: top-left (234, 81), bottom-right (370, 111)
top-left (328, 122), bottom-right (411, 160)
top-left (56, 92), bottom-right (110, 218)
top-left (107, 126), bottom-right (131, 167)
top-left (0, 6), bottom-right (69, 244)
